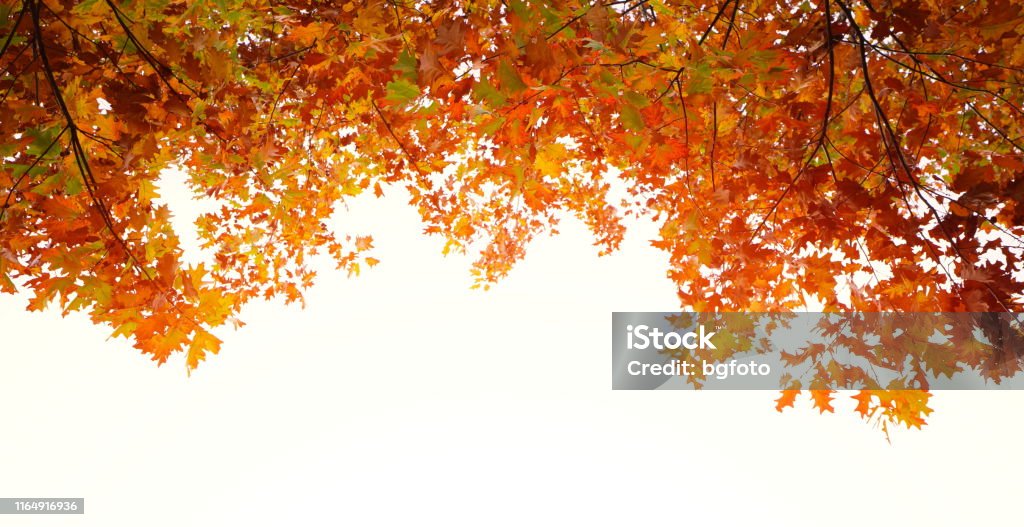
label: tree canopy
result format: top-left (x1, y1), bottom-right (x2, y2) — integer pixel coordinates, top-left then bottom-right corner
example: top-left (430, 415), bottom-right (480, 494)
top-left (2, 0), bottom-right (1023, 430)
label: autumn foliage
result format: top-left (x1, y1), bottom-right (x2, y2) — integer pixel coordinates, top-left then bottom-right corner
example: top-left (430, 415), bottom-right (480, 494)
top-left (2, 0), bottom-right (1023, 430)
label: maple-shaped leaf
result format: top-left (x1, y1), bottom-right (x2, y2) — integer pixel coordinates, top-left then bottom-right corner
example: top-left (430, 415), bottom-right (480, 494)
top-left (810, 390), bottom-right (835, 414)
top-left (187, 328), bottom-right (222, 371)
top-left (385, 79), bottom-right (420, 106)
top-left (775, 390), bottom-right (799, 412)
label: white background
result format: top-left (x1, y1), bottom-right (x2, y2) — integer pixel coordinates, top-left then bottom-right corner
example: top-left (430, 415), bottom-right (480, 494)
top-left (2, 180), bottom-right (1022, 526)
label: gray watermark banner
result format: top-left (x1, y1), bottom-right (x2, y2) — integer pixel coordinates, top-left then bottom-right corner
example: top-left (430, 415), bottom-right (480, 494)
top-left (612, 312), bottom-right (1024, 390)
top-left (0, 498), bottom-right (84, 514)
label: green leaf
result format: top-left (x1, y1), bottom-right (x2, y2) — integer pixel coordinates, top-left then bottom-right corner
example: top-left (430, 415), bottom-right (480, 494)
top-left (26, 126), bottom-right (63, 158)
top-left (473, 80), bottom-right (507, 108)
top-left (385, 79), bottom-right (420, 105)
top-left (64, 173), bottom-right (83, 196)
top-left (749, 49), bottom-right (780, 70)
top-left (497, 60), bottom-right (527, 93)
top-left (82, 276), bottom-right (112, 306)
top-left (620, 104), bottom-right (645, 131)
top-left (31, 173), bottom-right (62, 195)
top-left (479, 116), bottom-right (506, 135)
top-left (392, 49), bottom-right (418, 81)
top-left (508, 0), bottom-right (529, 19)
top-left (623, 91), bottom-right (650, 109)
top-left (583, 38), bottom-right (607, 52)
top-left (686, 62), bottom-right (714, 95)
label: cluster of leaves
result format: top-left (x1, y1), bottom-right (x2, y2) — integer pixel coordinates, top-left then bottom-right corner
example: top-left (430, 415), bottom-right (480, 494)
top-left (775, 389), bottom-right (932, 438)
top-left (1, 0), bottom-right (1022, 428)
top-left (664, 312), bottom-right (1019, 434)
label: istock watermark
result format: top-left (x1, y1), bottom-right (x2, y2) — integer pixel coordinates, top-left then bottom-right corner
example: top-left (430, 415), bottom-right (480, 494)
top-left (623, 323), bottom-right (772, 380)
top-left (612, 312), bottom-right (1024, 390)
top-left (625, 324), bottom-right (718, 350)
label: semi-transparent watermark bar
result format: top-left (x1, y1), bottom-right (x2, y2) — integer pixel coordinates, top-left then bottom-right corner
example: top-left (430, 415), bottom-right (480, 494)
top-left (612, 313), bottom-right (1024, 390)
top-left (0, 498), bottom-right (84, 514)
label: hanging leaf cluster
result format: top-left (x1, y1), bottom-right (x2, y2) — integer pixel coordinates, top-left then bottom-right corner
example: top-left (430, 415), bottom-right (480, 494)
top-left (2, 0), bottom-right (1023, 429)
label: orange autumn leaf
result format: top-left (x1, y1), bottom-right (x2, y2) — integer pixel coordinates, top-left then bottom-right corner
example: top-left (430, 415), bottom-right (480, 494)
top-left (810, 390), bottom-right (836, 414)
top-left (775, 390), bottom-right (799, 413)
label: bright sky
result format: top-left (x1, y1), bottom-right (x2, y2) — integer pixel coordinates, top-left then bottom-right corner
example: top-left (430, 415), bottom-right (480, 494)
top-left (1, 175), bottom-right (1022, 526)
